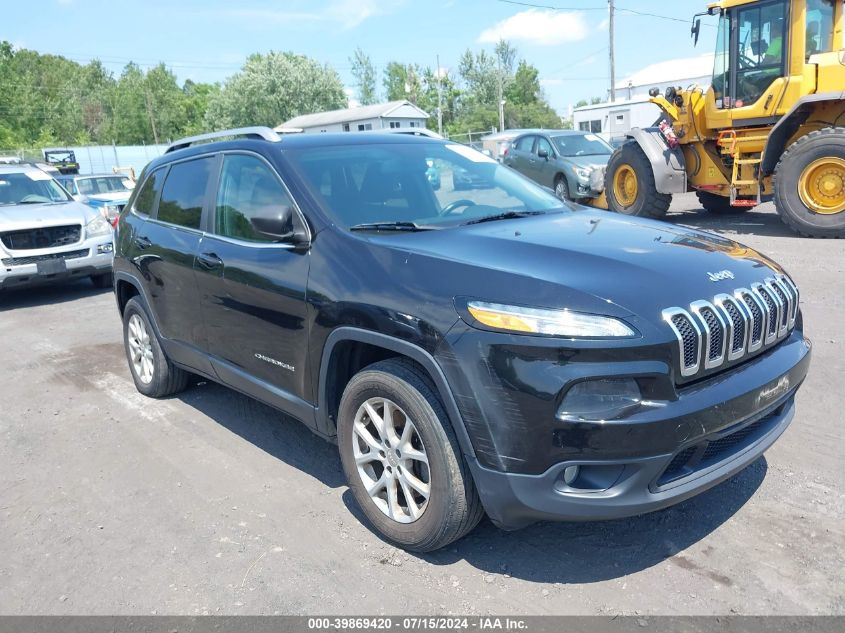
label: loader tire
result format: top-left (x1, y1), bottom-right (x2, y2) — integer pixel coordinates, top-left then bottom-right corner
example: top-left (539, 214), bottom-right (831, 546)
top-left (773, 127), bottom-right (845, 238)
top-left (605, 141), bottom-right (671, 219)
top-left (696, 191), bottom-right (750, 215)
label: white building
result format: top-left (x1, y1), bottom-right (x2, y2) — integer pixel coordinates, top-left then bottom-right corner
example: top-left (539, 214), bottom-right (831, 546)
top-left (573, 54), bottom-right (714, 142)
top-left (277, 100), bottom-right (430, 134)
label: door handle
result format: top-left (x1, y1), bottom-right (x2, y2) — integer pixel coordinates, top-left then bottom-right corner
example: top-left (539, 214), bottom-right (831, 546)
top-left (134, 236), bottom-right (151, 250)
top-left (197, 251), bottom-right (223, 270)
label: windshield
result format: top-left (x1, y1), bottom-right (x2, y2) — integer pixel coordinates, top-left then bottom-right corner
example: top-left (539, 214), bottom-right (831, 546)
top-left (0, 172), bottom-right (72, 206)
top-left (284, 141), bottom-right (565, 228)
top-left (552, 134), bottom-right (613, 157)
top-left (76, 176), bottom-right (132, 196)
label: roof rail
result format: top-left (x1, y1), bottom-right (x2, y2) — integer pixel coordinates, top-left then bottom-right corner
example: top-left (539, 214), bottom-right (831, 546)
top-left (166, 126), bottom-right (282, 154)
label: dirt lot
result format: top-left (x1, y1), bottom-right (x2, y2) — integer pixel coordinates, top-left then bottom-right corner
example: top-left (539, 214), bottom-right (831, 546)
top-left (1, 193), bottom-right (843, 616)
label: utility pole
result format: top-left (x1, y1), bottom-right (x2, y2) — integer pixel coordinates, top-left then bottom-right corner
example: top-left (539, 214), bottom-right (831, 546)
top-left (497, 54), bottom-right (505, 132)
top-left (436, 54), bottom-right (444, 136)
top-left (145, 90), bottom-right (159, 145)
top-left (608, 0), bottom-right (616, 103)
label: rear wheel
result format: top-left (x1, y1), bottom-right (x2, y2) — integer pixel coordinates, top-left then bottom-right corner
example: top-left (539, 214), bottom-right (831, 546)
top-left (122, 297), bottom-right (190, 398)
top-left (337, 358), bottom-right (484, 552)
top-left (773, 127), bottom-right (845, 238)
top-left (605, 142), bottom-right (671, 218)
top-left (696, 191), bottom-right (750, 215)
top-left (90, 272), bottom-right (113, 288)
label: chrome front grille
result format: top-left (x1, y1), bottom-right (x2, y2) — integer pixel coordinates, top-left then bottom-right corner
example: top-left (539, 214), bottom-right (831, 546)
top-left (663, 274), bottom-right (799, 379)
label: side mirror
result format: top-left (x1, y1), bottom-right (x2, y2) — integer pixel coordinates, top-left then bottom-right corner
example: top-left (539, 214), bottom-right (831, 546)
top-left (537, 148), bottom-right (550, 159)
top-left (691, 18), bottom-right (701, 46)
top-left (250, 205), bottom-right (306, 244)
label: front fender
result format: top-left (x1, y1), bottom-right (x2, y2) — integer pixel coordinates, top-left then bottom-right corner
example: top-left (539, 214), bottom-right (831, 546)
top-left (627, 127), bottom-right (687, 194)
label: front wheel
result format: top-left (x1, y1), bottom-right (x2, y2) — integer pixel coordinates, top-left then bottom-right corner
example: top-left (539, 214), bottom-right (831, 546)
top-left (605, 142), bottom-right (671, 218)
top-left (337, 359), bottom-right (484, 552)
top-left (773, 127), bottom-right (845, 238)
top-left (554, 175), bottom-right (570, 201)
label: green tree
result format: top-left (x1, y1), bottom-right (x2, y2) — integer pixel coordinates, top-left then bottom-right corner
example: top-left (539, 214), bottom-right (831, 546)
top-left (383, 62), bottom-right (423, 104)
top-left (205, 51), bottom-right (347, 130)
top-left (350, 48), bottom-right (378, 105)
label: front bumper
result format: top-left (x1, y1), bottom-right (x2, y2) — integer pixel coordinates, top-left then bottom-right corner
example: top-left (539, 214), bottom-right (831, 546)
top-left (438, 325), bottom-right (810, 529)
top-left (0, 236), bottom-right (114, 290)
top-left (469, 395), bottom-right (795, 530)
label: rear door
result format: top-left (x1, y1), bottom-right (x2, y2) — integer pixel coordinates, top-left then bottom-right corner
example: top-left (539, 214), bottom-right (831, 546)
top-left (504, 135), bottom-right (536, 176)
top-left (139, 156), bottom-right (214, 360)
top-left (195, 152), bottom-right (312, 407)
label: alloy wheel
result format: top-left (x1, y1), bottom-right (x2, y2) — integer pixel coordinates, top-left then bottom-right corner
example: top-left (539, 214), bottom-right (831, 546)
top-left (352, 397), bottom-right (431, 523)
top-left (127, 313), bottom-right (154, 384)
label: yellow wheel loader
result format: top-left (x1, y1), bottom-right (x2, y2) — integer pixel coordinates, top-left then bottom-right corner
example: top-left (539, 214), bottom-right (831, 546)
top-left (598, 0), bottom-right (845, 238)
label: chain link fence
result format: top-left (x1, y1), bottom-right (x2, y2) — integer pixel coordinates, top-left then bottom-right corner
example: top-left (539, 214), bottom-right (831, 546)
top-left (0, 143), bottom-right (169, 176)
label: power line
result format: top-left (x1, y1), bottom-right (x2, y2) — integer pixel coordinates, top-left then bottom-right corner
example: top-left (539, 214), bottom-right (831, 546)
top-left (493, 0), bottom-right (713, 26)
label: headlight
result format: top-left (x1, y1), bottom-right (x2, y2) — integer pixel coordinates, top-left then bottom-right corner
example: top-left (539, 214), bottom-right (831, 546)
top-left (557, 378), bottom-right (642, 421)
top-left (466, 301), bottom-right (636, 338)
top-left (574, 166), bottom-right (593, 180)
top-left (86, 214), bottom-right (112, 237)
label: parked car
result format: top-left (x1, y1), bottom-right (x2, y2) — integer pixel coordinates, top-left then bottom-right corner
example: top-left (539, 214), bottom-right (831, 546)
top-left (56, 173), bottom-right (134, 224)
top-left (113, 127), bottom-right (810, 552)
top-left (504, 130), bottom-right (614, 202)
top-left (0, 164), bottom-right (114, 290)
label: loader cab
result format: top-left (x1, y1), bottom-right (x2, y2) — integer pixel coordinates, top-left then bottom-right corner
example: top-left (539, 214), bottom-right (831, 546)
top-left (705, 0), bottom-right (839, 128)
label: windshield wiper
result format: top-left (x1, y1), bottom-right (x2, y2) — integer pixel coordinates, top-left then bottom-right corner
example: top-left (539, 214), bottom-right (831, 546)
top-left (349, 221), bottom-right (435, 232)
top-left (461, 210), bottom-right (546, 226)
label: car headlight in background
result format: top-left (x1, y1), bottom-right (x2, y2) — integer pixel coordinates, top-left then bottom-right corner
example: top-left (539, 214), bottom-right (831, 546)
top-left (466, 301), bottom-right (636, 338)
top-left (557, 378), bottom-right (642, 421)
top-left (573, 166), bottom-right (593, 181)
top-left (86, 214), bottom-right (112, 237)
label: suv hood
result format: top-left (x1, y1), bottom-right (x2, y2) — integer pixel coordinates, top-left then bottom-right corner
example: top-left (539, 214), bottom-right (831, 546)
top-left (0, 201), bottom-right (95, 231)
top-left (371, 210), bottom-right (785, 322)
top-left (84, 192), bottom-right (131, 205)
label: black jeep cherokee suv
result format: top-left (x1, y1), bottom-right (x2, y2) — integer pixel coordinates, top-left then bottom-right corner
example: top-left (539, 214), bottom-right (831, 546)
top-left (113, 127), bottom-right (811, 551)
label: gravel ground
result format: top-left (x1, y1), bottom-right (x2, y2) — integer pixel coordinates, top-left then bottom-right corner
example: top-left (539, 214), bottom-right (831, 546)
top-left (0, 193), bottom-right (842, 616)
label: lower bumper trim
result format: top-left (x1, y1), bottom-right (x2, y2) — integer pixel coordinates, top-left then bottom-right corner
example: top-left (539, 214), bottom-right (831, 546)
top-left (468, 397), bottom-right (795, 531)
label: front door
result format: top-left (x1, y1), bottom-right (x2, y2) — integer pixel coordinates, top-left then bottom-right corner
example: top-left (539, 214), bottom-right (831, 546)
top-left (195, 152), bottom-right (311, 406)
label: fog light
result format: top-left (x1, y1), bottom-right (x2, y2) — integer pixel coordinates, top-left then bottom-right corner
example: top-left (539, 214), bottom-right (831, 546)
top-left (98, 243), bottom-right (113, 254)
top-left (563, 465), bottom-right (580, 485)
top-left (557, 378), bottom-right (641, 421)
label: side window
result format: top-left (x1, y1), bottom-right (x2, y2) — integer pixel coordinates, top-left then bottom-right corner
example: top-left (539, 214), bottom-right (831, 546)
top-left (156, 158), bottom-right (212, 230)
top-left (215, 154), bottom-right (295, 243)
top-left (734, 0), bottom-right (787, 107)
top-left (806, 0), bottom-right (835, 58)
top-left (535, 137), bottom-right (553, 157)
top-left (133, 168), bottom-right (164, 217)
top-left (516, 136), bottom-right (535, 152)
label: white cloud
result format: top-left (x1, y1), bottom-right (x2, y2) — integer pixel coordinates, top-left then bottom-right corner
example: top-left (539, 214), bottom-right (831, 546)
top-left (344, 87), bottom-right (361, 108)
top-left (597, 18), bottom-right (609, 31)
top-left (478, 9), bottom-right (588, 46)
top-left (539, 78), bottom-right (563, 87)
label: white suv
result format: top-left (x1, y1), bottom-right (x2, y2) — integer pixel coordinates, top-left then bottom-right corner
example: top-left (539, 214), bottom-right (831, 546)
top-left (0, 164), bottom-right (114, 291)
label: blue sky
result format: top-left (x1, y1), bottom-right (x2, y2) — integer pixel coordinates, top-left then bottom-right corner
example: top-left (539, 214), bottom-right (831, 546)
top-left (6, 0), bottom-right (720, 114)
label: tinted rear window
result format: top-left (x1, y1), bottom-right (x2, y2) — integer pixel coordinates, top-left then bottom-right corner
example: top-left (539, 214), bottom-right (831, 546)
top-left (156, 158), bottom-right (212, 229)
top-left (133, 168), bottom-right (165, 217)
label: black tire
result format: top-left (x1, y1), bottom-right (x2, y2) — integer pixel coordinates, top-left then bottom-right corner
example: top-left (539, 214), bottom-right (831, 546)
top-left (122, 297), bottom-right (190, 398)
top-left (773, 127), bottom-right (845, 238)
top-left (90, 272), bottom-right (113, 288)
top-left (696, 190), bottom-right (750, 215)
top-left (554, 174), bottom-right (570, 201)
top-left (605, 141), bottom-right (671, 218)
top-left (337, 358), bottom-right (484, 552)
